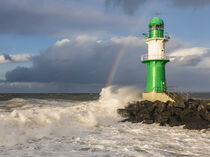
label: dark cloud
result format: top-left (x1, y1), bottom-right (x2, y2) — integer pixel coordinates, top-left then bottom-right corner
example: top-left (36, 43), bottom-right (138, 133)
top-left (0, 0), bottom-right (208, 37)
top-left (5, 36), bottom-right (147, 86)
top-left (105, 0), bottom-right (210, 15)
top-left (105, 0), bottom-right (146, 15)
top-left (171, 0), bottom-right (210, 7)
top-left (4, 36), bottom-right (210, 92)
top-left (0, 0), bottom-right (137, 36)
top-left (167, 65), bottom-right (210, 92)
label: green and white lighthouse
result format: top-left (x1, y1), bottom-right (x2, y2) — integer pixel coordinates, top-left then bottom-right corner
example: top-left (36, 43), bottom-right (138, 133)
top-left (141, 17), bottom-right (173, 102)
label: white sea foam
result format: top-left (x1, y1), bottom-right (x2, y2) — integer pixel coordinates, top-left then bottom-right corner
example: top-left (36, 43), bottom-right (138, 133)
top-left (0, 86), bottom-right (209, 157)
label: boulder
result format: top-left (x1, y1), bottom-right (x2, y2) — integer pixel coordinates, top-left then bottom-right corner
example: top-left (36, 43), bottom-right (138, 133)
top-left (118, 99), bottom-right (210, 130)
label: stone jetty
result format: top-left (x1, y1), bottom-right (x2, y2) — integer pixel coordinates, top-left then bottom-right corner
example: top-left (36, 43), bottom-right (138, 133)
top-left (118, 99), bottom-right (210, 130)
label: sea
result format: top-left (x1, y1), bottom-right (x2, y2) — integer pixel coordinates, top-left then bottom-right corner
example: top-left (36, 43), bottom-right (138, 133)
top-left (0, 86), bottom-right (209, 157)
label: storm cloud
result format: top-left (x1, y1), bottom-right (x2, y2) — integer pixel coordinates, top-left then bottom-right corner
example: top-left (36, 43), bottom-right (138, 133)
top-left (105, 0), bottom-right (210, 15)
top-left (105, 0), bottom-right (146, 15)
top-left (171, 0), bottom-right (210, 7)
top-left (4, 36), bottom-right (210, 91)
top-left (5, 36), bottom-right (146, 86)
top-left (0, 0), bottom-right (137, 36)
top-left (0, 0), bottom-right (208, 37)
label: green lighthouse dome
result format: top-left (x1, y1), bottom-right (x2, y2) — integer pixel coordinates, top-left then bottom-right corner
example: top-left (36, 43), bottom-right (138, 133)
top-left (149, 17), bottom-right (164, 27)
top-left (148, 17), bottom-right (164, 38)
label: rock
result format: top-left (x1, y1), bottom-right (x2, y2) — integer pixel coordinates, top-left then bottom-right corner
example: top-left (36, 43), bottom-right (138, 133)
top-left (168, 115), bottom-right (182, 126)
top-left (156, 102), bottom-right (167, 113)
top-left (117, 109), bottom-right (129, 117)
top-left (160, 111), bottom-right (170, 123)
top-left (169, 101), bottom-right (185, 108)
top-left (197, 103), bottom-right (206, 112)
top-left (143, 119), bottom-right (153, 124)
top-left (207, 103), bottom-right (210, 111)
top-left (188, 99), bottom-right (200, 111)
top-left (117, 99), bottom-right (210, 130)
top-left (201, 112), bottom-right (210, 121)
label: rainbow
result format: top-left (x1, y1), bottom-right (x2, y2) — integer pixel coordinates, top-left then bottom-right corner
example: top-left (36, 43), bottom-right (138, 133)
top-left (105, 3), bottom-right (155, 87)
top-left (105, 44), bottom-right (127, 86)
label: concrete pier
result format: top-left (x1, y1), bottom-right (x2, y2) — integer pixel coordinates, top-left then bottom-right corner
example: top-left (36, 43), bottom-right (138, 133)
top-left (142, 92), bottom-right (174, 102)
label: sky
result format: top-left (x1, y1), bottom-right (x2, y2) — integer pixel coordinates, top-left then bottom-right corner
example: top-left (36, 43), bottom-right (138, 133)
top-left (0, 0), bottom-right (210, 93)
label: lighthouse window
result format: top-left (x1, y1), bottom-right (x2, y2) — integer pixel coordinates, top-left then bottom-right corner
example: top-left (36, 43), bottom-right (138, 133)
top-left (156, 25), bottom-right (164, 30)
top-left (159, 25), bottom-right (164, 30)
top-left (150, 25), bottom-right (164, 30)
top-left (151, 25), bottom-right (156, 30)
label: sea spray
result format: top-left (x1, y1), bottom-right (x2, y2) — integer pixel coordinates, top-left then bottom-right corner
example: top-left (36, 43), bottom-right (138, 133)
top-left (0, 87), bottom-right (209, 157)
top-left (0, 86), bottom-right (141, 146)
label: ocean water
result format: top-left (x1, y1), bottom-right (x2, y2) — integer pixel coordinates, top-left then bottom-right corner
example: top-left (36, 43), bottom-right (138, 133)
top-left (0, 86), bottom-right (209, 157)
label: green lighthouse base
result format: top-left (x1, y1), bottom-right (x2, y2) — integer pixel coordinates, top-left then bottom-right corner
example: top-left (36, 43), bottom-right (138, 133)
top-left (142, 59), bottom-right (169, 93)
top-left (142, 92), bottom-right (174, 102)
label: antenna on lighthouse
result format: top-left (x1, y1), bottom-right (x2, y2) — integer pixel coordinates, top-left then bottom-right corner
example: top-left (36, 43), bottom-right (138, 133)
top-left (152, 12), bottom-right (161, 16)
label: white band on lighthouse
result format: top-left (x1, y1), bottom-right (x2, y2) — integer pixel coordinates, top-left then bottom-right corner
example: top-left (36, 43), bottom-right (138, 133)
top-left (145, 38), bottom-right (168, 60)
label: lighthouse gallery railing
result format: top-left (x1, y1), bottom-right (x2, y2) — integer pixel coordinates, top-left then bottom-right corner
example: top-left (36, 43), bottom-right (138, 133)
top-left (141, 54), bottom-right (176, 61)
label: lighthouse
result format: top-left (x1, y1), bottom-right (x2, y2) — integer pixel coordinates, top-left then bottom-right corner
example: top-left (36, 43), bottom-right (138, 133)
top-left (141, 17), bottom-right (173, 102)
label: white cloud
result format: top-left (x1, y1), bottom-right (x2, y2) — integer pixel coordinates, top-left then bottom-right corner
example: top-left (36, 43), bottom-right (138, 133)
top-left (55, 39), bottom-right (71, 47)
top-left (0, 54), bottom-right (32, 64)
top-left (110, 36), bottom-right (144, 46)
top-left (170, 47), bottom-right (209, 57)
top-left (169, 47), bottom-right (210, 68)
